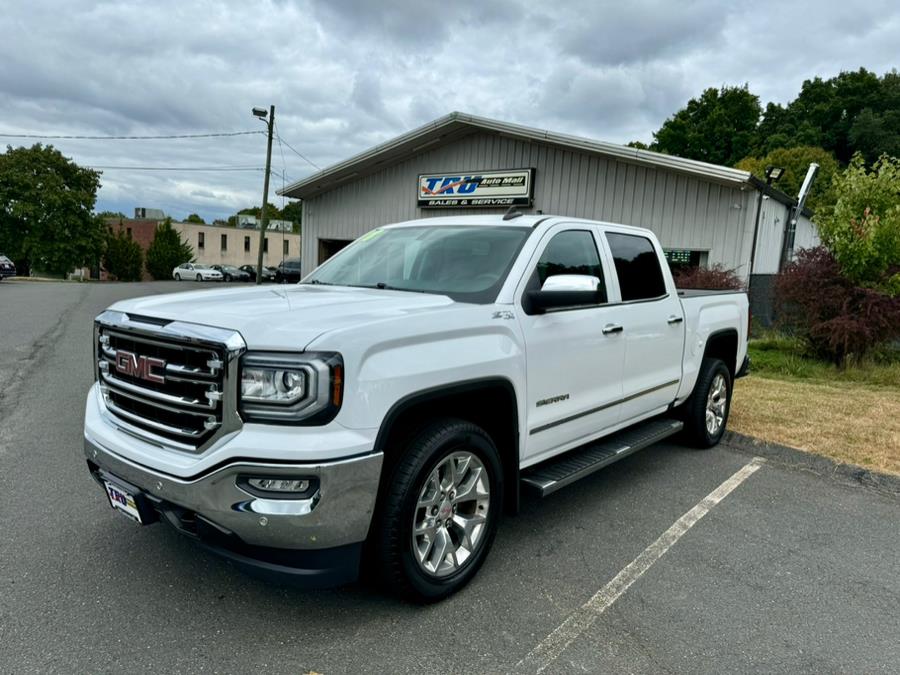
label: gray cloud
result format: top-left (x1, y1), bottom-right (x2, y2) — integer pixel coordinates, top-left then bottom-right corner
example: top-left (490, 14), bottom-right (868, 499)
top-left (0, 0), bottom-right (898, 222)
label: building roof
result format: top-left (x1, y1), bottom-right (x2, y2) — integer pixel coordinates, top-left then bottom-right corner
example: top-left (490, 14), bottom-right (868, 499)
top-left (279, 111), bottom-right (756, 200)
top-left (279, 111), bottom-right (809, 214)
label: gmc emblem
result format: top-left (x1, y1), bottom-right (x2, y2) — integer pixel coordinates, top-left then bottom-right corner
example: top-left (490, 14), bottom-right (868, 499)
top-left (115, 350), bottom-right (166, 384)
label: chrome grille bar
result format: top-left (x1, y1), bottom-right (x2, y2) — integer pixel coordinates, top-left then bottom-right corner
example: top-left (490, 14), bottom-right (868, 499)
top-left (94, 310), bottom-right (245, 452)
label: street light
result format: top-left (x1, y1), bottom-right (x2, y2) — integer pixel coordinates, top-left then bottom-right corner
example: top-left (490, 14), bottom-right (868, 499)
top-left (765, 165), bottom-right (784, 184)
top-left (252, 105), bottom-right (275, 284)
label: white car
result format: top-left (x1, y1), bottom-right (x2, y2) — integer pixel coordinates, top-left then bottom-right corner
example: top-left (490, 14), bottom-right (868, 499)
top-left (172, 263), bottom-right (223, 282)
top-left (87, 215), bottom-right (748, 601)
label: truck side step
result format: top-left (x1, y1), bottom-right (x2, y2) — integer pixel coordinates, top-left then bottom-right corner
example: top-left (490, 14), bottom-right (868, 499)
top-left (520, 418), bottom-right (684, 497)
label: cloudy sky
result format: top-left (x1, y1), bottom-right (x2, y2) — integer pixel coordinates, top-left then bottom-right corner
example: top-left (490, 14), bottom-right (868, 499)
top-left (1, 0), bottom-right (898, 222)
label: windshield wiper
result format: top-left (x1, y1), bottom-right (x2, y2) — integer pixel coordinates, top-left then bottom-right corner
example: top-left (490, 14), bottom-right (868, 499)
top-left (373, 282), bottom-right (428, 293)
top-left (304, 279), bottom-right (335, 286)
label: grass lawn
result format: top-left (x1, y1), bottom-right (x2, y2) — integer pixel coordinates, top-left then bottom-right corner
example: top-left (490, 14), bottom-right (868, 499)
top-left (729, 335), bottom-right (900, 475)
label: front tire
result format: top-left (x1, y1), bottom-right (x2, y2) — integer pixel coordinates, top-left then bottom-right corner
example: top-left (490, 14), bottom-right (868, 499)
top-left (196, 274), bottom-right (202, 282)
top-left (372, 418), bottom-right (503, 602)
top-left (682, 358), bottom-right (732, 448)
top-left (174, 273), bottom-right (181, 281)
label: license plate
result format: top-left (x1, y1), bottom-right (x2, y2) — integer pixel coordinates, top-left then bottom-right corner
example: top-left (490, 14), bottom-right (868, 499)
top-left (104, 480), bottom-right (143, 524)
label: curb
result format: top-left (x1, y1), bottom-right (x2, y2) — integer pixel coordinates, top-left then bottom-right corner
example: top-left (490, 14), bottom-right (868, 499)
top-left (723, 431), bottom-right (900, 498)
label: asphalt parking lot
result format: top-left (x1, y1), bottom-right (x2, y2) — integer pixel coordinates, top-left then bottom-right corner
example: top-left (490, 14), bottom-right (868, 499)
top-left (1, 279), bottom-right (899, 674)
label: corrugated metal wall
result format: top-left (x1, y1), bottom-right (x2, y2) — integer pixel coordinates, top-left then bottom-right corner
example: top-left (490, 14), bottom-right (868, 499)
top-left (751, 196), bottom-right (818, 275)
top-left (301, 131), bottom-right (760, 276)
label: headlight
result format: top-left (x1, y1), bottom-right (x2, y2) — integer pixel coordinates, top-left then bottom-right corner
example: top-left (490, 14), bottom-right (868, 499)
top-left (238, 352), bottom-right (343, 424)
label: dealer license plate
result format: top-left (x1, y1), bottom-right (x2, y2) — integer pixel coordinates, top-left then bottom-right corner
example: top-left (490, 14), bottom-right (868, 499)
top-left (104, 480), bottom-right (143, 524)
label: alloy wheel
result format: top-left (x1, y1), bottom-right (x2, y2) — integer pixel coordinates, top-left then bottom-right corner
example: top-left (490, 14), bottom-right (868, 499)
top-left (412, 451), bottom-right (490, 578)
top-left (705, 373), bottom-right (727, 436)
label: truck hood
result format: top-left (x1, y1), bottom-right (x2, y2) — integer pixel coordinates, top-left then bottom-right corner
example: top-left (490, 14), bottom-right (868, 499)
top-left (109, 284), bottom-right (457, 350)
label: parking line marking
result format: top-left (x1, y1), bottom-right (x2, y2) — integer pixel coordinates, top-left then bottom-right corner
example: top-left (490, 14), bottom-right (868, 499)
top-left (513, 456), bottom-right (766, 674)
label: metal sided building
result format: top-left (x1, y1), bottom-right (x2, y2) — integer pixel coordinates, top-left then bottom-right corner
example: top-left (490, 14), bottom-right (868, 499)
top-left (280, 112), bottom-right (816, 321)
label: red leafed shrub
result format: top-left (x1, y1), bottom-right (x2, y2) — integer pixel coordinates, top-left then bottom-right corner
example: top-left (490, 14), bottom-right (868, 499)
top-left (775, 247), bottom-right (900, 365)
top-left (673, 264), bottom-right (745, 291)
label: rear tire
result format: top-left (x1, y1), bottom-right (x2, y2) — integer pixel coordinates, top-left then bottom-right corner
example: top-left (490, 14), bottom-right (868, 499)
top-left (224, 274), bottom-right (232, 282)
top-left (682, 358), bottom-right (732, 448)
top-left (372, 418), bottom-right (503, 603)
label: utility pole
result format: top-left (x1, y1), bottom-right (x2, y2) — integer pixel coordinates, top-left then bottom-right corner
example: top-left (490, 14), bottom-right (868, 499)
top-left (254, 104), bottom-right (275, 284)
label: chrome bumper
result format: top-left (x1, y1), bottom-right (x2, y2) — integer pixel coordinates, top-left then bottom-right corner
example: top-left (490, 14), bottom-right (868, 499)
top-left (84, 434), bottom-right (383, 550)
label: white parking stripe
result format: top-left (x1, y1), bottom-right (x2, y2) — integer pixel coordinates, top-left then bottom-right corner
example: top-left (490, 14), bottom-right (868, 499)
top-left (513, 456), bottom-right (766, 674)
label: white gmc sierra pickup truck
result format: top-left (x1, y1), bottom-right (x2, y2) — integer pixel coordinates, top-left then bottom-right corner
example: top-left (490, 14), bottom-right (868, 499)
top-left (84, 214), bottom-right (749, 601)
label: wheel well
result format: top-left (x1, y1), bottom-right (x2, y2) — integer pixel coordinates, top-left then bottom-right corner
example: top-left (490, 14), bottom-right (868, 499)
top-left (373, 379), bottom-right (520, 515)
top-left (703, 330), bottom-right (738, 377)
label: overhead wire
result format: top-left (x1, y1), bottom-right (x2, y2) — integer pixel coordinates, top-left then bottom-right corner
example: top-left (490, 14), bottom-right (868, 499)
top-left (0, 130), bottom-right (263, 140)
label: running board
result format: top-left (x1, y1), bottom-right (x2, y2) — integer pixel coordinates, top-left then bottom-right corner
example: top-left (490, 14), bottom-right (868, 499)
top-left (520, 418), bottom-right (684, 497)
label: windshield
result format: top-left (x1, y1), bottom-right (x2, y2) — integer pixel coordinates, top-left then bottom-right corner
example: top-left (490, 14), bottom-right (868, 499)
top-left (305, 225), bottom-right (531, 303)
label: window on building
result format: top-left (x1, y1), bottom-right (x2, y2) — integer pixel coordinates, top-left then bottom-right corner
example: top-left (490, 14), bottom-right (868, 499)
top-left (605, 232), bottom-right (666, 301)
top-left (198, 232), bottom-right (205, 249)
top-left (263, 237), bottom-right (268, 254)
top-left (221, 234), bottom-right (227, 251)
top-left (536, 230), bottom-right (605, 293)
top-left (126, 227), bottom-right (132, 238)
top-left (663, 249), bottom-right (707, 271)
top-left (283, 240), bottom-right (289, 255)
top-left (244, 236), bottom-right (251, 252)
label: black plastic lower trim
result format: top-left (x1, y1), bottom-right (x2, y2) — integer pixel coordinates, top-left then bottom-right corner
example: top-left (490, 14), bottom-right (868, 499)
top-left (736, 355), bottom-right (750, 378)
top-left (87, 460), bottom-right (363, 588)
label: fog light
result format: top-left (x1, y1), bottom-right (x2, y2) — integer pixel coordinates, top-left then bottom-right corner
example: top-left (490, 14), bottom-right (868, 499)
top-left (247, 477), bottom-right (310, 493)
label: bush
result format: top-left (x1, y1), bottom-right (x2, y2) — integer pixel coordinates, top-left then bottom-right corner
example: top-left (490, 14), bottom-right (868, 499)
top-left (672, 264), bottom-right (744, 290)
top-left (103, 228), bottom-right (144, 281)
top-left (145, 218), bottom-right (194, 280)
top-left (816, 154), bottom-right (900, 295)
top-left (775, 246), bottom-right (900, 366)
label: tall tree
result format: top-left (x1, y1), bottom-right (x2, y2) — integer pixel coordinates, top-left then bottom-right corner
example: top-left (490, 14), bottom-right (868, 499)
top-left (184, 213), bottom-right (205, 224)
top-left (0, 144), bottom-right (105, 276)
top-left (735, 146), bottom-right (839, 211)
top-left (103, 228), bottom-right (144, 281)
top-left (145, 218), bottom-right (194, 280)
top-left (651, 85), bottom-right (761, 166)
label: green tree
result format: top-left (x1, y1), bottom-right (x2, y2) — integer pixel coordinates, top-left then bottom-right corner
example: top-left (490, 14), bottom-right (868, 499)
top-left (280, 199), bottom-right (302, 224)
top-left (97, 210), bottom-right (127, 219)
top-left (626, 140), bottom-right (649, 150)
top-left (651, 85), bottom-right (761, 166)
top-left (103, 228), bottom-right (144, 281)
top-left (145, 217), bottom-right (194, 280)
top-left (0, 144), bottom-right (105, 276)
top-left (816, 154), bottom-right (900, 295)
top-left (735, 146), bottom-right (839, 211)
top-left (184, 213), bottom-right (205, 224)
top-left (757, 68), bottom-right (896, 163)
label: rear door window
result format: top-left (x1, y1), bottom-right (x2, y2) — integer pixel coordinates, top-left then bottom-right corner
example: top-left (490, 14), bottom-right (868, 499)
top-left (605, 232), bottom-right (667, 301)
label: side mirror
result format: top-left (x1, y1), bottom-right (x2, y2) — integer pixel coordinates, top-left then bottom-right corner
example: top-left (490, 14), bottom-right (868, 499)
top-left (524, 275), bottom-right (604, 315)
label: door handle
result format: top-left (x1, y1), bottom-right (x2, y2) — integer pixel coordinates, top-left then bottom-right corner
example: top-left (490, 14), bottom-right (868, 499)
top-left (602, 323), bottom-right (624, 335)
top-left (667, 315), bottom-right (684, 324)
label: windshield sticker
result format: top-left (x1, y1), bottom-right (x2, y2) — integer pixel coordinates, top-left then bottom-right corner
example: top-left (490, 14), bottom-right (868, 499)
top-left (359, 229), bottom-right (384, 242)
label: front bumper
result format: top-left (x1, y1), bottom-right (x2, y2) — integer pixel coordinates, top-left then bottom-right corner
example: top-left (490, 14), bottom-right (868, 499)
top-left (84, 433), bottom-right (383, 585)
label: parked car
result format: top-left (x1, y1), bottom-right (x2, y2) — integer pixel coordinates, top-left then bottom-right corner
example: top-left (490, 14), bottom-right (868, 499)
top-left (85, 215), bottom-right (748, 601)
top-left (0, 255), bottom-right (16, 280)
top-left (274, 258), bottom-right (303, 283)
top-left (238, 264), bottom-right (275, 282)
top-left (172, 263), bottom-right (223, 282)
top-left (211, 265), bottom-right (251, 282)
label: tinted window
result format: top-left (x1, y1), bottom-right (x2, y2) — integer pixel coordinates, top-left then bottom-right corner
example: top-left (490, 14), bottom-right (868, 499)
top-left (536, 230), bottom-right (605, 289)
top-left (605, 232), bottom-right (666, 301)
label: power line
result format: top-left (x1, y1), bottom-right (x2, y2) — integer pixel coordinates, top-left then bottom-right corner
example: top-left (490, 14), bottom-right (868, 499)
top-left (274, 128), bottom-right (321, 171)
top-left (88, 165), bottom-right (265, 172)
top-left (0, 130), bottom-right (263, 140)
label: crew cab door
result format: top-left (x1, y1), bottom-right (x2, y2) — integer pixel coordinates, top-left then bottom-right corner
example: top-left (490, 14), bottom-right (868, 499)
top-left (516, 224), bottom-right (625, 465)
top-left (601, 229), bottom-right (684, 423)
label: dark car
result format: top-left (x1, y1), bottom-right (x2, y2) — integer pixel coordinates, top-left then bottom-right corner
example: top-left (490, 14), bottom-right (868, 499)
top-left (238, 264), bottom-right (275, 282)
top-left (0, 255), bottom-right (16, 280)
top-left (274, 258), bottom-right (303, 283)
top-left (211, 264), bottom-right (251, 282)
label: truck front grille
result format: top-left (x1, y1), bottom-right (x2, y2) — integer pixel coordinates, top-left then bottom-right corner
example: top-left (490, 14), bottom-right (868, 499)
top-left (95, 312), bottom-right (244, 452)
